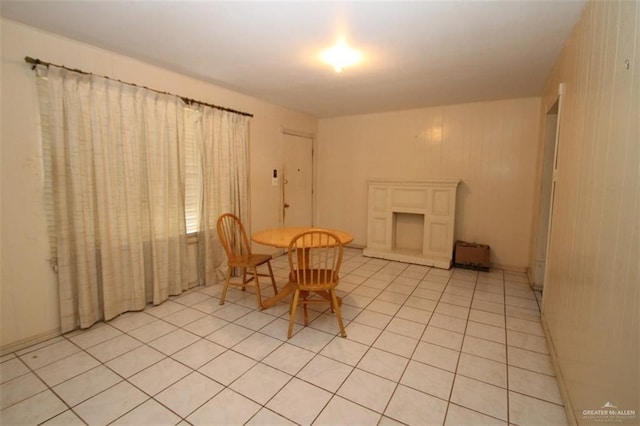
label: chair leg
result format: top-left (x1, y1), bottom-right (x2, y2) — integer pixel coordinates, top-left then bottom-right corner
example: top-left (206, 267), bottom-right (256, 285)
top-left (330, 290), bottom-right (347, 338)
top-left (302, 295), bottom-right (309, 326)
top-left (219, 267), bottom-right (232, 305)
top-left (267, 261), bottom-right (278, 295)
top-left (288, 289), bottom-right (300, 339)
top-left (253, 268), bottom-right (263, 309)
top-left (241, 268), bottom-right (247, 291)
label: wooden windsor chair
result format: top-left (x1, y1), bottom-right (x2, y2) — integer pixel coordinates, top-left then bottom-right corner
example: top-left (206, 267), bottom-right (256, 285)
top-left (216, 213), bottom-right (278, 309)
top-left (286, 230), bottom-right (346, 339)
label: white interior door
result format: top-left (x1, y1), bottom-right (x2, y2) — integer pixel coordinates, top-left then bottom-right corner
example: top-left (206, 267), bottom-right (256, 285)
top-left (536, 83), bottom-right (565, 291)
top-left (282, 133), bottom-right (313, 228)
top-left (533, 102), bottom-right (558, 289)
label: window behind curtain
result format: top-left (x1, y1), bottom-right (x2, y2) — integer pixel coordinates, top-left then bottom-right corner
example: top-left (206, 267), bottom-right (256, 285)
top-left (184, 108), bottom-right (202, 234)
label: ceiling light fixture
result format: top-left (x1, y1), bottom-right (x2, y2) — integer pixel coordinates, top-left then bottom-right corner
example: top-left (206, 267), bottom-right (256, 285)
top-left (321, 39), bottom-right (362, 73)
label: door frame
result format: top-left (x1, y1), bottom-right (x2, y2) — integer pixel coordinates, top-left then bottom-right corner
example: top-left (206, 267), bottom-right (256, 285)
top-left (280, 128), bottom-right (315, 227)
top-left (535, 83), bottom-right (565, 291)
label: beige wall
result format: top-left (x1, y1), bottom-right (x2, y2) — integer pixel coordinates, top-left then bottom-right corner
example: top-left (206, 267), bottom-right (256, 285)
top-left (0, 19), bottom-right (316, 352)
top-left (316, 98), bottom-right (541, 270)
top-left (539, 0), bottom-right (639, 423)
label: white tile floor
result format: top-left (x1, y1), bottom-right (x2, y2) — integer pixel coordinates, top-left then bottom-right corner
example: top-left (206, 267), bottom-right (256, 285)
top-left (0, 249), bottom-right (568, 425)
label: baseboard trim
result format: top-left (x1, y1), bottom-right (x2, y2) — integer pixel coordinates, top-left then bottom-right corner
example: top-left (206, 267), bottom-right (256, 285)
top-left (541, 313), bottom-right (577, 426)
top-left (346, 243), bottom-right (366, 249)
top-left (531, 282), bottom-right (544, 291)
top-left (490, 263), bottom-right (528, 274)
top-left (526, 267), bottom-right (534, 285)
top-left (1, 328), bottom-right (61, 357)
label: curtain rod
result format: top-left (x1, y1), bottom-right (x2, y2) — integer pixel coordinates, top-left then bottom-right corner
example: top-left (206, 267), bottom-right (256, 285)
top-left (24, 56), bottom-right (254, 118)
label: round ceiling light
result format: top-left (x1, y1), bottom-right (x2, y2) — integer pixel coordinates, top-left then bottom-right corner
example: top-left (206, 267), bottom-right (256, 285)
top-left (321, 39), bottom-right (362, 73)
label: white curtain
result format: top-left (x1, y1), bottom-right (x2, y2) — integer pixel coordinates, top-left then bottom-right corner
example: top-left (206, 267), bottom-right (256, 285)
top-left (197, 107), bottom-right (250, 285)
top-left (38, 67), bottom-right (189, 332)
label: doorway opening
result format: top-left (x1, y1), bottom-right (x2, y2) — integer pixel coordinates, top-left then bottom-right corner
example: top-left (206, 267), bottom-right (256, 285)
top-left (533, 86), bottom-right (563, 291)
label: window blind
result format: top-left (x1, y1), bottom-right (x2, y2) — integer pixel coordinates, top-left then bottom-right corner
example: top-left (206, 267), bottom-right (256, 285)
top-left (184, 108), bottom-right (202, 234)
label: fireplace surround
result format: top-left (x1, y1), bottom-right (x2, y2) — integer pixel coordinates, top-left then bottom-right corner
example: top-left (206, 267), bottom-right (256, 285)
top-left (363, 179), bottom-right (460, 269)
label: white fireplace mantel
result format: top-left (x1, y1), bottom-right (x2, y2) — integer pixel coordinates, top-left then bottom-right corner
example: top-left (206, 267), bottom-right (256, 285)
top-left (363, 178), bottom-right (460, 269)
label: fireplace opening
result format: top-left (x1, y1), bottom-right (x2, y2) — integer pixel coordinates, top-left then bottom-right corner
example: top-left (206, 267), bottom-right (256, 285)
top-left (392, 212), bottom-right (424, 254)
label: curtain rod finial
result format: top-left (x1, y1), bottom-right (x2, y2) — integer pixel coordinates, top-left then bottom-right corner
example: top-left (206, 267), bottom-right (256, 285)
top-left (24, 56), bottom-right (42, 70)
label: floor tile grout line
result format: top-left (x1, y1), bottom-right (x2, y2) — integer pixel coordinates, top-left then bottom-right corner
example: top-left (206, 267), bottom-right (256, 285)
top-left (380, 266), bottom-right (460, 424)
top-left (5, 270), bottom-right (470, 420)
top-left (257, 256), bottom-right (400, 426)
top-left (12, 332), bottom-right (134, 423)
top-left (1, 254), bottom-right (562, 425)
top-left (0, 351), bottom-right (74, 418)
top-left (345, 260), bottom-right (426, 424)
top-left (304, 259), bottom-right (411, 423)
top-left (245, 249), bottom-right (377, 424)
top-left (27, 290), bottom-right (270, 422)
top-left (442, 269), bottom-right (479, 425)
top-left (252, 256), bottom-right (396, 423)
top-left (93, 286), bottom-right (293, 424)
top-left (502, 268), bottom-right (512, 425)
top-left (8, 339), bottom-right (80, 407)
top-left (446, 401), bottom-right (511, 425)
top-left (234, 272), bottom-right (556, 408)
top-left (507, 388), bottom-right (567, 408)
top-left (60, 325), bottom-right (210, 424)
top-left (6, 318), bottom-right (544, 412)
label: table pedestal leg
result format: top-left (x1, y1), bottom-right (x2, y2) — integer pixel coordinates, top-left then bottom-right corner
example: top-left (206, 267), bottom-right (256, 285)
top-left (261, 283), bottom-right (294, 309)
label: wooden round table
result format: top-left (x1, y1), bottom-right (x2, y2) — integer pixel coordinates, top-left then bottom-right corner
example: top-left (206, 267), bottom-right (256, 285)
top-left (252, 226), bottom-right (353, 248)
top-left (251, 226), bottom-right (353, 309)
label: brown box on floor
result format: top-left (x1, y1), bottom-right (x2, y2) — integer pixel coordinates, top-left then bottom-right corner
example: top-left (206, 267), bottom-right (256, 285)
top-left (453, 241), bottom-right (490, 271)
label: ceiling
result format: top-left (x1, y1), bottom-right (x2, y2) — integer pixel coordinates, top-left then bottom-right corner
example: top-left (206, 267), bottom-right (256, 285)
top-left (1, 1), bottom-right (585, 118)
